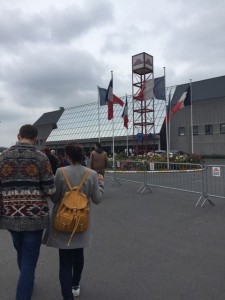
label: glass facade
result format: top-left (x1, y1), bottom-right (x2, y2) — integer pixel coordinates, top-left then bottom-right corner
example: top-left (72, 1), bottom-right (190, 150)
top-left (47, 95), bottom-right (167, 143)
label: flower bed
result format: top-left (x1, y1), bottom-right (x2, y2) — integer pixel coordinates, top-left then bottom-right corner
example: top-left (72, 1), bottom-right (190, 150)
top-left (107, 152), bottom-right (204, 171)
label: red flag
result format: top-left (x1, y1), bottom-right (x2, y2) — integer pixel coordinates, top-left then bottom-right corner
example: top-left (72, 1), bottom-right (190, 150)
top-left (113, 94), bottom-right (124, 106)
top-left (122, 96), bottom-right (128, 128)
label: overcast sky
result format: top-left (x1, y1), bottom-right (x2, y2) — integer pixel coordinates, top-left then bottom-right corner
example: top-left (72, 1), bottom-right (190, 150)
top-left (0, 0), bottom-right (225, 147)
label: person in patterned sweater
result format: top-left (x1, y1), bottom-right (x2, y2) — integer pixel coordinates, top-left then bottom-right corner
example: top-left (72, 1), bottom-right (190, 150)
top-left (0, 124), bottom-right (56, 300)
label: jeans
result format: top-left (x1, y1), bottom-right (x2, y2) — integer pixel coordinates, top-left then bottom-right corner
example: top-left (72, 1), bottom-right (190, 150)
top-left (59, 248), bottom-right (84, 300)
top-left (9, 230), bottom-right (43, 300)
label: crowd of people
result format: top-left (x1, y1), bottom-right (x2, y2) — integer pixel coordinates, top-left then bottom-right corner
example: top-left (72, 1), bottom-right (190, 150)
top-left (0, 124), bottom-right (108, 300)
top-left (42, 141), bottom-right (109, 176)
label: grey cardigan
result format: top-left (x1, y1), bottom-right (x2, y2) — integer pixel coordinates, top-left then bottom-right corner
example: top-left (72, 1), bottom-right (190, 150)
top-left (42, 164), bottom-right (104, 249)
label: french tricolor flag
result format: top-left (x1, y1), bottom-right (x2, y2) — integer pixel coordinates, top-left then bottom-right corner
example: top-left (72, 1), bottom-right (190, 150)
top-left (105, 79), bottom-right (124, 120)
top-left (171, 86), bottom-right (191, 115)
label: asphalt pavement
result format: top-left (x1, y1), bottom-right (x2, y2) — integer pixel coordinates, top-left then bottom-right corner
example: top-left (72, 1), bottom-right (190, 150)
top-left (1, 176), bottom-right (225, 300)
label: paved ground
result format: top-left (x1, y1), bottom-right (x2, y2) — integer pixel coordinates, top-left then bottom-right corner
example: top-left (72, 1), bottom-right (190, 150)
top-left (1, 176), bottom-right (225, 300)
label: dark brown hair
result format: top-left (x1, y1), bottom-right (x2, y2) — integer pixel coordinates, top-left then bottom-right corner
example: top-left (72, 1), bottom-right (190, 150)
top-left (19, 124), bottom-right (38, 139)
top-left (65, 143), bottom-right (84, 163)
top-left (95, 142), bottom-right (101, 148)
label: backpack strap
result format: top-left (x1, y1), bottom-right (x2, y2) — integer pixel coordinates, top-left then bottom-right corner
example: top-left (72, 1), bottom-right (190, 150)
top-left (77, 170), bottom-right (91, 191)
top-left (60, 168), bottom-right (91, 191)
top-left (60, 168), bottom-right (73, 190)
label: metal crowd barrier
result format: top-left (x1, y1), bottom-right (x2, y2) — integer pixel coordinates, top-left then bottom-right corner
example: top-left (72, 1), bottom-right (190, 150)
top-left (107, 160), bottom-right (203, 193)
top-left (106, 160), bottom-right (225, 207)
top-left (107, 160), bottom-right (148, 192)
top-left (196, 165), bottom-right (225, 207)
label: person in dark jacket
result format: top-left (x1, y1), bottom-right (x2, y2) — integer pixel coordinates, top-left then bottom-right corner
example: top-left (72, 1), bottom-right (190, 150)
top-left (90, 142), bottom-right (108, 176)
top-left (43, 147), bottom-right (59, 175)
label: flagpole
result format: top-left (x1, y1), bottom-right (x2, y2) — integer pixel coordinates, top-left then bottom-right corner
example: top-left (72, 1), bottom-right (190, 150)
top-left (126, 94), bottom-right (129, 156)
top-left (126, 128), bottom-right (129, 156)
top-left (190, 79), bottom-right (194, 154)
top-left (168, 89), bottom-right (172, 154)
top-left (97, 86), bottom-right (101, 142)
top-left (111, 71), bottom-right (115, 169)
top-left (164, 67), bottom-right (169, 169)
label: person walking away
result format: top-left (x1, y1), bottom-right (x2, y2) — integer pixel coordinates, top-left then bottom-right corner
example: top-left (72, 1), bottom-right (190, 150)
top-left (43, 143), bottom-right (104, 300)
top-left (0, 124), bottom-right (56, 300)
top-left (43, 147), bottom-right (59, 175)
top-left (90, 142), bottom-right (108, 176)
top-left (51, 149), bottom-right (60, 168)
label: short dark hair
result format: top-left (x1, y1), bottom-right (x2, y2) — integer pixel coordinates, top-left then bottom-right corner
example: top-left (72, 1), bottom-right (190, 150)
top-left (19, 124), bottom-right (38, 139)
top-left (95, 142), bottom-right (101, 148)
top-left (65, 143), bottom-right (84, 163)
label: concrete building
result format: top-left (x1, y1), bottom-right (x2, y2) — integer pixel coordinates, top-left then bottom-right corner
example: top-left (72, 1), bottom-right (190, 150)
top-left (33, 107), bottom-right (64, 148)
top-left (168, 75), bottom-right (225, 155)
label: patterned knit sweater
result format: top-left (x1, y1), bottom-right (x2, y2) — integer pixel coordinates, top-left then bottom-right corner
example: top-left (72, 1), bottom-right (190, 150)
top-left (0, 143), bottom-right (56, 231)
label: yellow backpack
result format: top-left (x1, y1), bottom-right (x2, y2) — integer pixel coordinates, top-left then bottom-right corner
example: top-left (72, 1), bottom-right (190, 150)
top-left (54, 168), bottom-right (91, 245)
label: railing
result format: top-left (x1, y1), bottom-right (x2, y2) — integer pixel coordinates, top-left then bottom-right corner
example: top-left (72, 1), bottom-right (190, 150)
top-left (196, 165), bottom-right (225, 207)
top-left (106, 160), bottom-right (225, 207)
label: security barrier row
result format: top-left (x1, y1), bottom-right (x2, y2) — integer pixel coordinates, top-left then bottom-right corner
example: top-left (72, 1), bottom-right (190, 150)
top-left (106, 161), bottom-right (225, 207)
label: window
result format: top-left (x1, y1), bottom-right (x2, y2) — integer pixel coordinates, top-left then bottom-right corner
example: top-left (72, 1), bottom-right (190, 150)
top-left (205, 124), bottom-right (213, 135)
top-left (193, 126), bottom-right (198, 135)
top-left (220, 124), bottom-right (225, 134)
top-left (178, 127), bottom-right (185, 136)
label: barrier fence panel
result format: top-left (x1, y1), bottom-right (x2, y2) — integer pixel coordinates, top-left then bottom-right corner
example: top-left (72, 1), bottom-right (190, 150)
top-left (106, 161), bottom-right (204, 195)
top-left (107, 161), bottom-right (145, 190)
top-left (106, 160), bottom-right (151, 193)
top-left (144, 162), bottom-right (204, 194)
top-left (107, 160), bottom-right (145, 182)
top-left (106, 161), bottom-right (225, 207)
top-left (197, 165), bottom-right (225, 207)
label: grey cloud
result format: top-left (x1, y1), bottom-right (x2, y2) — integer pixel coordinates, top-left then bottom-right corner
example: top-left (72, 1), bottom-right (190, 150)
top-left (0, 2), bottom-right (114, 47)
top-left (0, 105), bottom-right (30, 122)
top-left (0, 8), bottom-right (48, 45)
top-left (48, 2), bottom-right (114, 42)
top-left (101, 24), bottom-right (142, 54)
top-left (1, 47), bottom-right (106, 108)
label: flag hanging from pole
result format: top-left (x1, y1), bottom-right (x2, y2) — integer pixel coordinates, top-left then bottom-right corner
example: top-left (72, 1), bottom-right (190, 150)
top-left (171, 85), bottom-right (191, 115)
top-left (98, 87), bottom-right (107, 106)
top-left (134, 78), bottom-right (154, 100)
top-left (106, 79), bottom-right (114, 120)
top-left (134, 76), bottom-right (166, 101)
top-left (113, 94), bottom-right (124, 106)
top-left (153, 76), bottom-right (166, 100)
top-left (162, 90), bottom-right (172, 125)
top-left (98, 82), bottom-right (124, 121)
top-left (98, 79), bottom-right (124, 120)
top-left (122, 96), bottom-right (128, 129)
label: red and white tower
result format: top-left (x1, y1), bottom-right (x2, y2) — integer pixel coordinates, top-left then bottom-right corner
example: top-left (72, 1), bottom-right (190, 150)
top-left (132, 52), bottom-right (155, 154)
